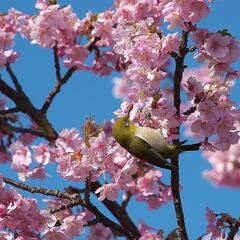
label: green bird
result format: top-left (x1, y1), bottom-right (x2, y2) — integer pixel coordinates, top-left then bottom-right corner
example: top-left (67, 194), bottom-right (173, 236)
top-left (112, 106), bottom-right (199, 171)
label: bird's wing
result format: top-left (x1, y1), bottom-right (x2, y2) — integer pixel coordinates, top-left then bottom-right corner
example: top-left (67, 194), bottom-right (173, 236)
top-left (133, 135), bottom-right (172, 170)
top-left (135, 126), bottom-right (169, 151)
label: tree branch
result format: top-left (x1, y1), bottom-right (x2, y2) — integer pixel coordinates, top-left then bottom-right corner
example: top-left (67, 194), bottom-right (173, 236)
top-left (0, 107), bottom-right (19, 115)
top-left (7, 124), bottom-right (47, 139)
top-left (171, 30), bottom-right (189, 240)
top-left (53, 45), bottom-right (61, 82)
top-left (183, 106), bottom-right (197, 116)
top-left (6, 63), bottom-right (24, 94)
top-left (0, 76), bottom-right (57, 141)
top-left (42, 37), bottom-right (100, 113)
top-left (227, 218), bottom-right (240, 240)
top-left (179, 142), bottom-right (202, 153)
top-left (121, 191), bottom-right (132, 209)
top-left (41, 47), bottom-right (76, 113)
top-left (3, 176), bottom-right (74, 199)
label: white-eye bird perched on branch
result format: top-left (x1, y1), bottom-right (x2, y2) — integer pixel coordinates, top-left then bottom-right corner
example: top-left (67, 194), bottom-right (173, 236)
top-left (112, 104), bottom-right (201, 171)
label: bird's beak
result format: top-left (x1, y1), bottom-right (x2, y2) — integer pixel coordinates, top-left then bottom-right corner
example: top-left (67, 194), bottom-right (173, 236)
top-left (127, 103), bottom-right (133, 117)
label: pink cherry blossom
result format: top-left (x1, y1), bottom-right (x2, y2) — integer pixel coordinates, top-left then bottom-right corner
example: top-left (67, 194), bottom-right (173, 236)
top-left (95, 183), bottom-right (119, 201)
top-left (205, 208), bottom-right (222, 238)
top-left (60, 215), bottom-right (84, 238)
top-left (0, 31), bottom-right (14, 49)
top-left (183, 76), bottom-right (203, 100)
top-left (128, 170), bottom-right (172, 210)
top-left (9, 140), bottom-right (32, 173)
top-left (183, 66), bottom-right (239, 151)
top-left (114, 0), bottom-right (162, 23)
top-left (112, 76), bottom-right (129, 100)
top-left (195, 33), bottom-right (240, 77)
top-left (162, 0), bottom-right (210, 30)
top-left (191, 28), bottom-right (209, 48)
top-left (32, 143), bottom-right (51, 165)
top-left (140, 232), bottom-right (162, 240)
top-left (44, 228), bottom-right (67, 240)
top-left (203, 131), bottom-right (240, 187)
top-left (35, 0), bottom-right (48, 10)
top-left (64, 45), bottom-right (89, 69)
top-left (29, 5), bottom-right (80, 48)
top-left (87, 223), bottom-right (112, 240)
top-left (205, 33), bottom-right (231, 59)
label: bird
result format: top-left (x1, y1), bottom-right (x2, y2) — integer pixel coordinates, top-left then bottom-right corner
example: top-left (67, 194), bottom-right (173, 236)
top-left (112, 105), bottom-right (192, 171)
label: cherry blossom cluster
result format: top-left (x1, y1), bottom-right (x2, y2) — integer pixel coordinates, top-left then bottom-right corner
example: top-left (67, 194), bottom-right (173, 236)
top-left (113, 18), bottom-right (179, 99)
top-left (112, 17), bottom-right (181, 139)
top-left (162, 0), bottom-right (210, 30)
top-left (193, 30), bottom-right (240, 78)
top-left (6, 121), bottom-right (173, 211)
top-left (128, 170), bottom-right (172, 210)
top-left (9, 141), bottom-right (50, 182)
top-left (0, 176), bottom-right (113, 240)
top-left (183, 66), bottom-right (239, 151)
top-left (0, 9), bottom-right (22, 68)
top-left (0, 177), bottom-right (57, 239)
top-left (205, 207), bottom-right (240, 239)
top-left (203, 131), bottom-right (240, 187)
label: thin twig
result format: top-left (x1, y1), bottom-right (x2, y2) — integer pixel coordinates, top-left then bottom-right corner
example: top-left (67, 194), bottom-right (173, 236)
top-left (183, 106), bottom-right (197, 116)
top-left (42, 37), bottom-right (101, 113)
top-left (7, 124), bottom-right (48, 139)
top-left (179, 142), bottom-right (202, 152)
top-left (49, 201), bottom-right (80, 214)
top-left (84, 218), bottom-right (99, 227)
top-left (171, 30), bottom-right (189, 240)
top-left (6, 63), bottom-right (24, 94)
top-left (41, 66), bottom-right (76, 113)
top-left (53, 45), bottom-right (61, 82)
top-left (227, 218), bottom-right (240, 240)
top-left (3, 176), bottom-right (75, 200)
top-left (0, 107), bottom-right (19, 115)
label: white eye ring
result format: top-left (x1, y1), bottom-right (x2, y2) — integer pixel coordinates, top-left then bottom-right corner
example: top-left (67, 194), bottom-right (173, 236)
top-left (124, 121), bottom-right (129, 126)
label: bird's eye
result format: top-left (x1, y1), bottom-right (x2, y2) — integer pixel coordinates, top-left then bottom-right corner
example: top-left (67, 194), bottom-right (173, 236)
top-left (124, 120), bottom-right (129, 127)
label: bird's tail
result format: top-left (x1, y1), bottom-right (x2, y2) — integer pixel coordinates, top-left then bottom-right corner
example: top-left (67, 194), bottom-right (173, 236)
top-left (176, 143), bottom-right (201, 154)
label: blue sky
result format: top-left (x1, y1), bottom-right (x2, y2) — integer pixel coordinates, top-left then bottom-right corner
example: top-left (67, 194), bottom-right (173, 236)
top-left (1, 0), bottom-right (240, 239)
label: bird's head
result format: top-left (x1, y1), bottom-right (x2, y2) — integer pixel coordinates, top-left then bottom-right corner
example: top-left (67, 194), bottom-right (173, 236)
top-left (112, 104), bottom-right (135, 148)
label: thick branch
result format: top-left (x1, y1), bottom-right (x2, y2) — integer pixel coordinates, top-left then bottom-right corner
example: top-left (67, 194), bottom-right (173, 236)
top-left (171, 30), bottom-right (189, 240)
top-left (85, 200), bottom-right (131, 238)
top-left (0, 76), bottom-right (57, 140)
